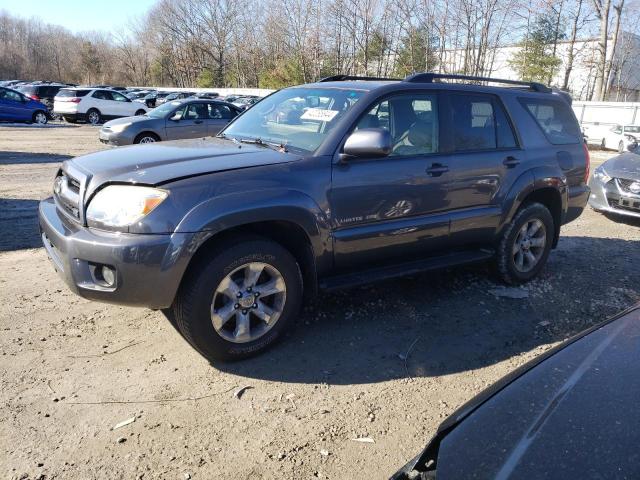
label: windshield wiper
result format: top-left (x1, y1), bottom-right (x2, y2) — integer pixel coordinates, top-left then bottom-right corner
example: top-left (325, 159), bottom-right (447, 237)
top-left (238, 137), bottom-right (288, 153)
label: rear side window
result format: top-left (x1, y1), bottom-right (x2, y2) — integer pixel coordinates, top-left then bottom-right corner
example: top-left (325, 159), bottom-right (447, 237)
top-left (17, 86), bottom-right (36, 95)
top-left (57, 89), bottom-right (90, 97)
top-left (519, 98), bottom-right (582, 145)
top-left (451, 94), bottom-right (517, 151)
top-left (209, 104), bottom-right (235, 119)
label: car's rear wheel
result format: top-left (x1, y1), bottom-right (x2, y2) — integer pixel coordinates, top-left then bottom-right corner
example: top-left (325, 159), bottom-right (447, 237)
top-left (601, 138), bottom-right (606, 150)
top-left (496, 202), bottom-right (554, 285)
top-left (618, 140), bottom-right (624, 153)
top-left (86, 109), bottom-right (101, 125)
top-left (171, 236), bottom-right (303, 361)
top-left (134, 132), bottom-right (159, 144)
top-left (135, 109), bottom-right (146, 116)
top-left (32, 111), bottom-right (48, 125)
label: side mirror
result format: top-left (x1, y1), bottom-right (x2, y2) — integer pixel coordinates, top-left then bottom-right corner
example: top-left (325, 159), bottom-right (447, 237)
top-left (169, 112), bottom-right (182, 122)
top-left (341, 128), bottom-right (392, 160)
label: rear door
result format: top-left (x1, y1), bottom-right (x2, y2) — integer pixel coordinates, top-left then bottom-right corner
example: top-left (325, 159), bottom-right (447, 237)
top-left (110, 90), bottom-right (134, 116)
top-left (441, 92), bottom-right (525, 245)
top-left (206, 103), bottom-right (237, 136)
top-left (165, 103), bottom-right (208, 140)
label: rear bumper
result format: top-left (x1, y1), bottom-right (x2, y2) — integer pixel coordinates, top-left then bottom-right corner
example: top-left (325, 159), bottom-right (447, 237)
top-left (38, 197), bottom-right (193, 309)
top-left (563, 185), bottom-right (590, 224)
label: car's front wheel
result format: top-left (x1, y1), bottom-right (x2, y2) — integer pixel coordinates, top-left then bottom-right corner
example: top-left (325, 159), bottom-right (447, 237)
top-left (135, 109), bottom-right (146, 116)
top-left (496, 202), bottom-right (554, 284)
top-left (134, 132), bottom-right (159, 144)
top-left (171, 236), bottom-right (303, 361)
top-left (32, 111), bottom-right (48, 125)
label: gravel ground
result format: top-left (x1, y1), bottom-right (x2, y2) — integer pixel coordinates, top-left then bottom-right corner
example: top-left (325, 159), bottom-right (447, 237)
top-left (1, 124), bottom-right (639, 480)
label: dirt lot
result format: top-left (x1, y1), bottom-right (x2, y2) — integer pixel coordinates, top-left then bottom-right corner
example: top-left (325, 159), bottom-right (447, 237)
top-left (1, 124), bottom-right (639, 480)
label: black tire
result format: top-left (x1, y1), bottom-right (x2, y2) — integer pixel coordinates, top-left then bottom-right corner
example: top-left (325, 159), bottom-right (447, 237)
top-left (171, 236), bottom-right (303, 361)
top-left (618, 141), bottom-right (624, 153)
top-left (496, 202), bottom-right (554, 285)
top-left (135, 109), bottom-right (146, 116)
top-left (64, 116), bottom-right (77, 124)
top-left (134, 132), bottom-right (160, 144)
top-left (600, 138), bottom-right (606, 150)
top-left (32, 110), bottom-right (48, 125)
top-left (86, 108), bottom-right (101, 125)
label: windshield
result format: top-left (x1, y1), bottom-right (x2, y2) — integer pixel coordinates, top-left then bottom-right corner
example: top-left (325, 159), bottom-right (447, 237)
top-left (222, 87), bottom-right (365, 153)
top-left (625, 126), bottom-right (640, 133)
top-left (147, 101), bottom-right (182, 118)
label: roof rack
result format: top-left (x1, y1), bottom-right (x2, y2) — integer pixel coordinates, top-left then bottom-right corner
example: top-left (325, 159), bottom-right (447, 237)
top-left (403, 72), bottom-right (552, 93)
top-left (319, 75), bottom-right (401, 82)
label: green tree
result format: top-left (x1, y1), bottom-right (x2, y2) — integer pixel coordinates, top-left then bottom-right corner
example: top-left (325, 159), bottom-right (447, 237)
top-left (393, 27), bottom-right (438, 77)
top-left (509, 16), bottom-right (564, 83)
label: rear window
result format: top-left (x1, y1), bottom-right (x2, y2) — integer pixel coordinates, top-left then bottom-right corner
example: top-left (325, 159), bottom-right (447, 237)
top-left (17, 85), bottom-right (36, 95)
top-left (57, 89), bottom-right (91, 98)
top-left (519, 98), bottom-right (582, 145)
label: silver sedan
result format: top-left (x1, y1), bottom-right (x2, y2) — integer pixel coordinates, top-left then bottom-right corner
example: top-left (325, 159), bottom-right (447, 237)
top-left (589, 142), bottom-right (640, 218)
top-left (99, 99), bottom-right (241, 146)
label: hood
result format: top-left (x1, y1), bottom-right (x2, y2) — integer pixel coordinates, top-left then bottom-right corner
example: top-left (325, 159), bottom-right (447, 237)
top-left (67, 137), bottom-right (300, 197)
top-left (601, 151), bottom-right (640, 179)
top-left (103, 115), bottom-right (153, 128)
top-left (395, 305), bottom-right (640, 479)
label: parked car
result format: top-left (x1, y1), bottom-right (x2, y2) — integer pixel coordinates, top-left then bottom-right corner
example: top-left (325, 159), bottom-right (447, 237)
top-left (596, 124), bottom-right (640, 152)
top-left (39, 73), bottom-right (589, 361)
top-left (392, 304), bottom-right (640, 480)
top-left (0, 86), bottom-right (49, 124)
top-left (16, 83), bottom-right (67, 118)
top-left (98, 99), bottom-right (241, 145)
top-left (126, 91), bottom-right (148, 101)
top-left (142, 91), bottom-right (172, 108)
top-left (53, 88), bottom-right (149, 125)
top-left (191, 92), bottom-right (220, 100)
top-left (588, 141), bottom-right (640, 218)
top-left (157, 91), bottom-right (196, 105)
top-left (232, 95), bottom-right (261, 110)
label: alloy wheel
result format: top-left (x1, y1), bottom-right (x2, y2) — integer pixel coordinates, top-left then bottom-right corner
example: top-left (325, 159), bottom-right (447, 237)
top-left (139, 136), bottom-right (156, 143)
top-left (512, 219), bottom-right (546, 273)
top-left (88, 111), bottom-right (100, 125)
top-left (35, 112), bottom-right (47, 124)
top-left (210, 262), bottom-right (287, 343)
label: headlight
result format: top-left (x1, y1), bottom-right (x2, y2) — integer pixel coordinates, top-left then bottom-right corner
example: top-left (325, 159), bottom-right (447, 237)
top-left (86, 185), bottom-right (167, 229)
top-left (109, 122), bottom-right (132, 133)
top-left (593, 166), bottom-right (612, 183)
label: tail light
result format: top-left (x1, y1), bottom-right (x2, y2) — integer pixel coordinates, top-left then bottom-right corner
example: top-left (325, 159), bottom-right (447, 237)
top-left (70, 97), bottom-right (82, 103)
top-left (28, 94), bottom-right (40, 101)
top-left (582, 142), bottom-right (590, 183)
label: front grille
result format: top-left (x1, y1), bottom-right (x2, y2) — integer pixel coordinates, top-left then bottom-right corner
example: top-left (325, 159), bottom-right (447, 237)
top-left (608, 196), bottom-right (640, 212)
top-left (53, 166), bottom-right (86, 222)
top-left (616, 178), bottom-right (640, 194)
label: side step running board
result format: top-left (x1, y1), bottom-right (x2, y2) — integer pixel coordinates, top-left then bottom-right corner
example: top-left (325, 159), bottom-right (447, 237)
top-left (319, 249), bottom-right (494, 291)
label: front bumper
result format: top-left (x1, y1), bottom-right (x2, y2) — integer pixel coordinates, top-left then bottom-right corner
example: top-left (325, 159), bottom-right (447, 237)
top-left (588, 176), bottom-right (640, 218)
top-left (98, 128), bottom-right (134, 146)
top-left (38, 197), bottom-right (193, 309)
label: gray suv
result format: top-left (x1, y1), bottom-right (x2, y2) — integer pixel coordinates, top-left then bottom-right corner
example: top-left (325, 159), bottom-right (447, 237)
top-left (38, 73), bottom-right (590, 361)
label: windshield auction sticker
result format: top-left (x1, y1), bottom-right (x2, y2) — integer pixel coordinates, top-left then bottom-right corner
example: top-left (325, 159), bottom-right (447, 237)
top-left (300, 108), bottom-right (340, 122)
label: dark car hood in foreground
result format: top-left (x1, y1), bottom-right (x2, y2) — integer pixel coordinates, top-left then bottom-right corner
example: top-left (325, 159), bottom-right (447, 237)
top-left (66, 137), bottom-right (300, 197)
top-left (602, 151), bottom-right (640, 179)
top-left (394, 305), bottom-right (640, 479)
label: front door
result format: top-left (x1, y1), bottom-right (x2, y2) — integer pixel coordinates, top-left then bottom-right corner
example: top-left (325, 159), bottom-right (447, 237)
top-left (0, 88), bottom-right (24, 121)
top-left (329, 93), bottom-right (451, 270)
top-left (165, 103), bottom-right (208, 140)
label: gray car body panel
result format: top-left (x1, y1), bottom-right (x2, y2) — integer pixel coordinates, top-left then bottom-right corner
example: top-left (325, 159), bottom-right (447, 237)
top-left (588, 150), bottom-right (640, 217)
top-left (39, 79), bottom-right (589, 308)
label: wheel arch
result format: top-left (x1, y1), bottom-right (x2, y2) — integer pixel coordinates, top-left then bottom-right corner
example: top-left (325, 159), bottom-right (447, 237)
top-left (134, 131), bottom-right (161, 143)
top-left (500, 170), bottom-right (566, 248)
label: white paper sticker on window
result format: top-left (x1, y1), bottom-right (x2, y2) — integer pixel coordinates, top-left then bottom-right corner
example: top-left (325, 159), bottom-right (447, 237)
top-left (300, 108), bottom-right (339, 122)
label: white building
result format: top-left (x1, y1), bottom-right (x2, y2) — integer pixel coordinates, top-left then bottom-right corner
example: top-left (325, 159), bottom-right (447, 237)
top-left (441, 31), bottom-right (640, 101)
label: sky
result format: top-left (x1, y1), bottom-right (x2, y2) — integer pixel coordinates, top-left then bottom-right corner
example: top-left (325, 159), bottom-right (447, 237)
top-left (0, 0), bottom-right (157, 33)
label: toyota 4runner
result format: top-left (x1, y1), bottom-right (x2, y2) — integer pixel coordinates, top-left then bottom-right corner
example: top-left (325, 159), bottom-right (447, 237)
top-left (39, 73), bottom-right (590, 360)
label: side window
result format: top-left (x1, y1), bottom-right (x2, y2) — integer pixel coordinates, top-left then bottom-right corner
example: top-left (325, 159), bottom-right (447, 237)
top-left (2, 89), bottom-right (23, 102)
top-left (354, 94), bottom-right (438, 157)
top-left (451, 94), bottom-right (498, 151)
top-left (518, 97), bottom-right (582, 145)
top-left (209, 104), bottom-right (235, 119)
top-left (495, 101), bottom-right (517, 148)
top-left (185, 103), bottom-right (208, 120)
top-left (112, 92), bottom-right (128, 102)
top-left (612, 126), bottom-right (622, 134)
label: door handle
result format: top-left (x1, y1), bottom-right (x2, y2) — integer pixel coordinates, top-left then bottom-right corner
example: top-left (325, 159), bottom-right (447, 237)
top-left (503, 156), bottom-right (520, 168)
top-left (426, 163), bottom-right (449, 176)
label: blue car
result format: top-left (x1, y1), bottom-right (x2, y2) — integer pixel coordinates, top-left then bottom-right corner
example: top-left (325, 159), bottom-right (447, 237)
top-left (0, 86), bottom-right (49, 124)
